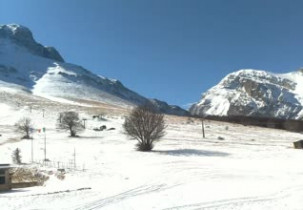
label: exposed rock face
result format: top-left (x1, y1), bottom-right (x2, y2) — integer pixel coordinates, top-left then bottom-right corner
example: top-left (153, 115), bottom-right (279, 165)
top-left (149, 99), bottom-right (189, 116)
top-left (0, 24), bottom-right (64, 62)
top-left (190, 69), bottom-right (303, 119)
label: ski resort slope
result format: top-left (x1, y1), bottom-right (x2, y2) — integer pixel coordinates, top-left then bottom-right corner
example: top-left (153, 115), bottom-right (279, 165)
top-left (1, 102), bottom-right (303, 209)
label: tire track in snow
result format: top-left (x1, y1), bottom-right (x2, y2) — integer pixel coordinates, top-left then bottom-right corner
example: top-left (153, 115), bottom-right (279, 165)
top-left (162, 185), bottom-right (303, 210)
top-left (73, 184), bottom-right (167, 210)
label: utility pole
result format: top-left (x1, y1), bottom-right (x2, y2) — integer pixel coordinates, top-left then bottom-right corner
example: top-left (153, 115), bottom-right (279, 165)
top-left (201, 118), bottom-right (205, 138)
top-left (73, 148), bottom-right (76, 169)
top-left (42, 109), bottom-right (45, 118)
top-left (43, 127), bottom-right (47, 161)
top-left (28, 127), bottom-right (34, 163)
top-left (31, 138), bottom-right (34, 163)
top-left (199, 103), bottom-right (211, 139)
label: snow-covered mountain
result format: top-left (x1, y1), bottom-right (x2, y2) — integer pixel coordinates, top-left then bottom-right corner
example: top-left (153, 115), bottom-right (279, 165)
top-left (0, 24), bottom-right (187, 116)
top-left (149, 99), bottom-right (188, 116)
top-left (190, 69), bottom-right (303, 119)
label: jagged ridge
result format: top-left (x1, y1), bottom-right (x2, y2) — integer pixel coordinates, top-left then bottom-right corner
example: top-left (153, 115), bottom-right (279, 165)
top-left (0, 24), bottom-right (187, 116)
top-left (0, 24), bottom-right (64, 62)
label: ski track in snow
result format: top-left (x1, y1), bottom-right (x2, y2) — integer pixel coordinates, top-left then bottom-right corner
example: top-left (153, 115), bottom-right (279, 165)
top-left (163, 185), bottom-right (303, 210)
top-left (72, 184), bottom-right (169, 210)
top-left (54, 183), bottom-right (303, 210)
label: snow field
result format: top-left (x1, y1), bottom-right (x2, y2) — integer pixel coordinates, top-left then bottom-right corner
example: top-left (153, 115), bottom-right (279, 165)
top-left (0, 104), bottom-right (303, 209)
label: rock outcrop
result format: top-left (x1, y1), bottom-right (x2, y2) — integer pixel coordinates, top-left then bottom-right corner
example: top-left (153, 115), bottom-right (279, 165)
top-left (190, 69), bottom-right (303, 119)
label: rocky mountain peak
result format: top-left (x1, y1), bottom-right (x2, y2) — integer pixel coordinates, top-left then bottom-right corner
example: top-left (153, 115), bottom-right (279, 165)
top-left (0, 24), bottom-right (64, 62)
top-left (190, 69), bottom-right (303, 119)
top-left (0, 24), bottom-right (34, 42)
top-left (0, 23), bottom-right (187, 116)
top-left (149, 99), bottom-right (189, 116)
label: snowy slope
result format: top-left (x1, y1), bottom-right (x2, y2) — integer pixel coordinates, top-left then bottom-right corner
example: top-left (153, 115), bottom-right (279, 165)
top-left (1, 100), bottom-right (303, 209)
top-left (0, 24), bottom-right (187, 115)
top-left (190, 69), bottom-right (303, 119)
top-left (2, 23), bottom-right (303, 210)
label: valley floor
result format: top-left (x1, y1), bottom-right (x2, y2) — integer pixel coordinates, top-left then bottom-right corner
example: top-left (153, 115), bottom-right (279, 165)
top-left (1, 103), bottom-right (303, 210)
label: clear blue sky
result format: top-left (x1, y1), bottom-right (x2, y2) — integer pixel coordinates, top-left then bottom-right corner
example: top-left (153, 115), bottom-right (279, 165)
top-left (1, 0), bottom-right (303, 108)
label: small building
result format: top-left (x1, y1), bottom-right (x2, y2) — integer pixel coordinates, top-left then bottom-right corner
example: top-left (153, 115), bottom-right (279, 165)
top-left (293, 140), bottom-right (303, 149)
top-left (0, 164), bottom-right (12, 191)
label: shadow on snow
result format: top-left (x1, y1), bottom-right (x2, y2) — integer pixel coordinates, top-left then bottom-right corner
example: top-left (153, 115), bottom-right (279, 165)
top-left (152, 149), bottom-right (229, 157)
top-left (0, 189), bottom-right (29, 195)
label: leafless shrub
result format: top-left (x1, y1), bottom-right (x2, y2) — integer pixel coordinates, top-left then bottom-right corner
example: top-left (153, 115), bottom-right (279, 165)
top-left (93, 113), bottom-right (106, 121)
top-left (123, 103), bottom-right (166, 151)
top-left (186, 117), bottom-right (194, 124)
top-left (55, 171), bottom-right (65, 180)
top-left (10, 167), bottom-right (49, 185)
top-left (218, 136), bottom-right (225, 140)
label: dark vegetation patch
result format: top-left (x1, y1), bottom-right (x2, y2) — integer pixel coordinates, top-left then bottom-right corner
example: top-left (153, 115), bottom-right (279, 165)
top-left (195, 115), bottom-right (303, 132)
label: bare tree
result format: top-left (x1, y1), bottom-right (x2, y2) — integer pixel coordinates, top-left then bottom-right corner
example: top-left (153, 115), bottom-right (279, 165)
top-left (57, 111), bottom-right (84, 137)
top-left (15, 117), bottom-right (33, 139)
top-left (123, 103), bottom-right (166, 151)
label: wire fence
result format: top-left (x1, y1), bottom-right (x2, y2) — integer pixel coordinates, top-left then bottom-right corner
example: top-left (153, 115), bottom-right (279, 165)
top-left (33, 159), bottom-right (86, 172)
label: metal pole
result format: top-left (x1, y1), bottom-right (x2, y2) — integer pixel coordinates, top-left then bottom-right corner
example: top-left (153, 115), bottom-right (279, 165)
top-left (202, 118), bottom-right (205, 138)
top-left (73, 148), bottom-right (76, 169)
top-left (44, 130), bottom-right (46, 161)
top-left (31, 138), bottom-right (34, 163)
top-left (199, 103), bottom-right (211, 139)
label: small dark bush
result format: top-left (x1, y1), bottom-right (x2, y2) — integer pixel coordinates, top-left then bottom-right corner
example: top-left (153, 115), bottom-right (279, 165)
top-left (136, 142), bottom-right (154, 151)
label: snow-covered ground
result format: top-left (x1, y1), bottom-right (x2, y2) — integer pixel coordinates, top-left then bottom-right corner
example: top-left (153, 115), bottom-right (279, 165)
top-left (1, 99), bottom-right (303, 210)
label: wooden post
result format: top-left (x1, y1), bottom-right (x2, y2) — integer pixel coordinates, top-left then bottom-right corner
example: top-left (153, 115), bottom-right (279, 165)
top-left (202, 118), bottom-right (205, 138)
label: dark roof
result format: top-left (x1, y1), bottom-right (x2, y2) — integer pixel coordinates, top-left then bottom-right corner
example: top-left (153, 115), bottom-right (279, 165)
top-left (0, 164), bottom-right (11, 169)
top-left (294, 140), bottom-right (303, 142)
